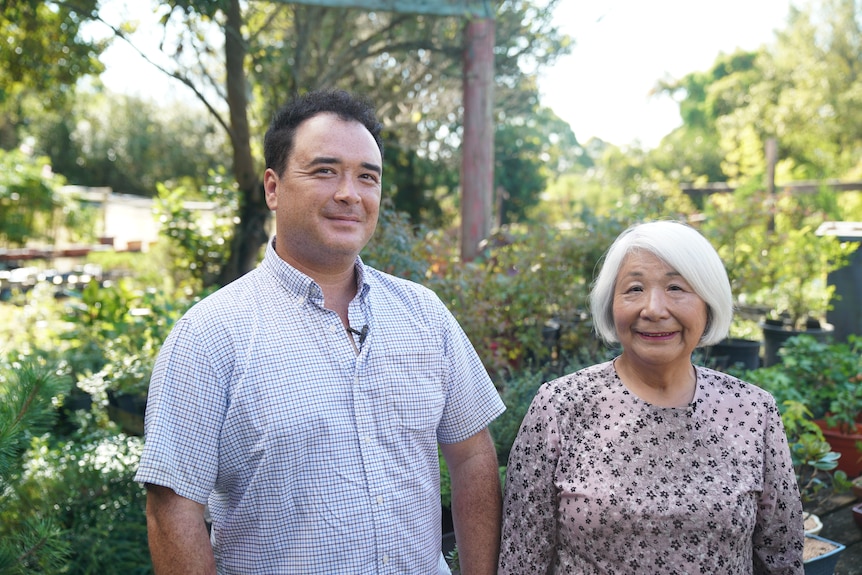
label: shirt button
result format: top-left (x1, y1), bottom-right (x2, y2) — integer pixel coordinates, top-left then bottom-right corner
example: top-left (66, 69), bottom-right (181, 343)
top-left (382, 555), bottom-right (389, 564)
top-left (364, 436), bottom-right (371, 443)
top-left (328, 324), bottom-right (337, 333)
top-left (376, 495), bottom-right (383, 504)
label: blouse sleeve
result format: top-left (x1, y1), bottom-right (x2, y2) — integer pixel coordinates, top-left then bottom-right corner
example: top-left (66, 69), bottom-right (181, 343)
top-left (752, 394), bottom-right (805, 574)
top-left (498, 382), bottom-right (562, 574)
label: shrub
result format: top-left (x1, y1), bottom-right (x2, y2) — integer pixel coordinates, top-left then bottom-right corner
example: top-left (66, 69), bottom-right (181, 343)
top-left (425, 217), bottom-right (623, 381)
top-left (746, 335), bottom-right (862, 424)
top-left (0, 359), bottom-right (73, 573)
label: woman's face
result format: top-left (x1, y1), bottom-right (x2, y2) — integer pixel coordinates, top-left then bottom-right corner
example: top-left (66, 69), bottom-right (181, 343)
top-left (612, 250), bottom-right (708, 371)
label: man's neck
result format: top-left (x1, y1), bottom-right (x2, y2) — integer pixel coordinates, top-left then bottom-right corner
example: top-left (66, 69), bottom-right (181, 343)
top-left (274, 245), bottom-right (359, 325)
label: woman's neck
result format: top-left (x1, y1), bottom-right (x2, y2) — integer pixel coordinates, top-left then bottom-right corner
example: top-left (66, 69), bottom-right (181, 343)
top-left (613, 355), bottom-right (697, 408)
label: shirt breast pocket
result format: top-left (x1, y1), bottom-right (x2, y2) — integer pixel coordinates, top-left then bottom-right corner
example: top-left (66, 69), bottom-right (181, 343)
top-left (380, 349), bottom-right (446, 432)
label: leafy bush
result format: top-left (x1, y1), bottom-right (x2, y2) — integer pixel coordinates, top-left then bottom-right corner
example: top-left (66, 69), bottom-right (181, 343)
top-left (746, 335), bottom-right (862, 425)
top-left (0, 149), bottom-right (63, 248)
top-left (154, 169), bottom-right (239, 290)
top-left (778, 400), bottom-right (848, 511)
top-left (16, 430), bottom-right (150, 575)
top-left (424, 216), bottom-right (623, 381)
top-left (362, 198), bottom-right (430, 284)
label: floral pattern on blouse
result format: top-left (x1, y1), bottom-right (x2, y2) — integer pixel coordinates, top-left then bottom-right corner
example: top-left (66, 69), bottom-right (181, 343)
top-left (498, 360), bottom-right (804, 575)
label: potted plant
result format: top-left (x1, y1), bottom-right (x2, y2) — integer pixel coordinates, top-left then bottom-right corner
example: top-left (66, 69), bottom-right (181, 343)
top-left (702, 316), bottom-right (763, 372)
top-left (748, 191), bottom-right (855, 366)
top-left (699, 185), bottom-right (771, 369)
top-left (779, 400), bottom-right (849, 574)
top-left (782, 335), bottom-right (862, 478)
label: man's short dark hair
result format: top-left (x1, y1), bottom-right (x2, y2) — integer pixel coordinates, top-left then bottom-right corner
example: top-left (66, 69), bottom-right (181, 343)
top-left (264, 89), bottom-right (384, 175)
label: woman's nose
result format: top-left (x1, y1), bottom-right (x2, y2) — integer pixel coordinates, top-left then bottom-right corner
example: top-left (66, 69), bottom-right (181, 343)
top-left (640, 289), bottom-right (669, 319)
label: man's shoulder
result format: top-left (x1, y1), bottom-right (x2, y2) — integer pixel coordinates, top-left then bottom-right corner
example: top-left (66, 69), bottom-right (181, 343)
top-left (363, 265), bottom-right (439, 302)
top-left (182, 268), bottom-right (266, 321)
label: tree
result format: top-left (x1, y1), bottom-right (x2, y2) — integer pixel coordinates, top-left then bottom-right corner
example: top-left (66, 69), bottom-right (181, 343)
top-left (0, 361), bottom-right (73, 573)
top-left (753, 0), bottom-right (862, 180)
top-left (102, 0), bottom-right (570, 285)
top-left (494, 102), bottom-right (583, 225)
top-left (663, 0), bottom-right (862, 184)
top-left (36, 91), bottom-right (230, 197)
top-left (0, 0), bottom-right (105, 149)
top-left (0, 149), bottom-right (64, 247)
top-left (651, 49), bottom-right (761, 184)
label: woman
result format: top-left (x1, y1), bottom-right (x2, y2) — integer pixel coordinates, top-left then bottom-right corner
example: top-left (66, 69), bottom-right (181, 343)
top-left (498, 221), bottom-right (804, 574)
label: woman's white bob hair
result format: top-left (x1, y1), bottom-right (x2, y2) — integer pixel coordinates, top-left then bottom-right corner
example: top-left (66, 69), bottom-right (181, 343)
top-left (590, 220), bottom-right (733, 347)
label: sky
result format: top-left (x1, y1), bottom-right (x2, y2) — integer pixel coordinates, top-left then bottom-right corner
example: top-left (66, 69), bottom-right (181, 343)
top-left (95, 0), bottom-right (796, 150)
top-left (540, 0), bottom-right (794, 148)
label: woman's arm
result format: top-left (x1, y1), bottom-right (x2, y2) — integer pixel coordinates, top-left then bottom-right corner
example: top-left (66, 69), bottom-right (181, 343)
top-left (752, 397), bottom-right (805, 574)
top-left (498, 383), bottom-right (562, 574)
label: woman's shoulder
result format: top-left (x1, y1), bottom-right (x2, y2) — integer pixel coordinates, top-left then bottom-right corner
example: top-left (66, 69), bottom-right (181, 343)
top-left (695, 365), bottom-right (779, 408)
top-left (541, 360), bottom-right (617, 399)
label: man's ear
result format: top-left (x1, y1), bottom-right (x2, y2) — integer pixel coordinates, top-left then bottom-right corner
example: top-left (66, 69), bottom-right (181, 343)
top-left (263, 168), bottom-right (279, 210)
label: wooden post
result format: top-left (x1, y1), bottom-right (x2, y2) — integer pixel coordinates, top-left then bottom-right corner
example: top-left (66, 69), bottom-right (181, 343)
top-left (765, 138), bottom-right (777, 232)
top-left (271, 0), bottom-right (495, 261)
top-left (460, 17), bottom-right (494, 262)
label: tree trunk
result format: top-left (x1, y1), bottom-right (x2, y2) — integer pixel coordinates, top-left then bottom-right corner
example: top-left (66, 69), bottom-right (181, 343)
top-left (216, 0), bottom-right (270, 286)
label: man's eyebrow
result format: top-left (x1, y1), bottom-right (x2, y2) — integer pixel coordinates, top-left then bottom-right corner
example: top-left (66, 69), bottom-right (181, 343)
top-left (362, 162), bottom-right (382, 175)
top-left (306, 156), bottom-right (381, 175)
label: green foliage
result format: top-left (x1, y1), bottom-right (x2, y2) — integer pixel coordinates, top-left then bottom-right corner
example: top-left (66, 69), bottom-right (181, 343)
top-left (495, 105), bottom-right (584, 224)
top-left (653, 49), bottom-right (761, 183)
top-left (42, 92), bottom-right (230, 198)
top-left (700, 184), bottom-right (771, 297)
top-left (0, 359), bottom-right (73, 573)
top-left (0, 272), bottom-right (194, 573)
top-left (0, 149), bottom-right (64, 247)
top-left (382, 137), bottom-right (456, 228)
top-left (60, 279), bottom-right (184, 385)
top-left (755, 190), bottom-right (855, 328)
top-left (362, 199), bottom-right (430, 284)
top-left (425, 218), bottom-right (621, 380)
top-left (745, 335), bottom-right (862, 424)
top-left (12, 431), bottom-right (151, 575)
top-left (0, 0), bottom-right (103, 99)
top-left (0, 0), bottom-right (104, 150)
top-left (778, 400), bottom-right (848, 510)
top-left (701, 187), bottom-right (856, 330)
top-left (155, 170), bottom-right (239, 289)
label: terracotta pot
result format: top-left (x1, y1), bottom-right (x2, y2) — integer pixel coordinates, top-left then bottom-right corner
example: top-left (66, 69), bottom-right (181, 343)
top-left (814, 420), bottom-right (862, 479)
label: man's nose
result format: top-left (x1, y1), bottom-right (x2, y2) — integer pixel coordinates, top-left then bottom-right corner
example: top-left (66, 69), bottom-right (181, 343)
top-left (334, 177), bottom-right (361, 203)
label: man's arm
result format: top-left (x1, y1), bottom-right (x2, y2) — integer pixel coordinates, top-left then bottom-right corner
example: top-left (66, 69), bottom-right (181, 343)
top-left (440, 428), bottom-right (502, 575)
top-left (145, 483), bottom-right (216, 575)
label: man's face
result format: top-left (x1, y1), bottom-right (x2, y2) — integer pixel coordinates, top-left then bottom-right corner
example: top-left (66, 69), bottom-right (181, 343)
top-left (264, 113), bottom-right (382, 274)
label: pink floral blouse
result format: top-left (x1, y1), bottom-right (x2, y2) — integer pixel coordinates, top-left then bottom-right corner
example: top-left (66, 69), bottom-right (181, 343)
top-left (498, 361), bottom-right (804, 575)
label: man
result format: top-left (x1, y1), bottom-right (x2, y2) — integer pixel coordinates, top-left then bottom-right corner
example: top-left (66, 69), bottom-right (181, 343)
top-left (135, 89), bottom-right (505, 574)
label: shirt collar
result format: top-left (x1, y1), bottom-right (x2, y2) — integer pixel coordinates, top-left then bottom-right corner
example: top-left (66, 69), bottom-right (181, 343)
top-left (262, 236), bottom-right (370, 304)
